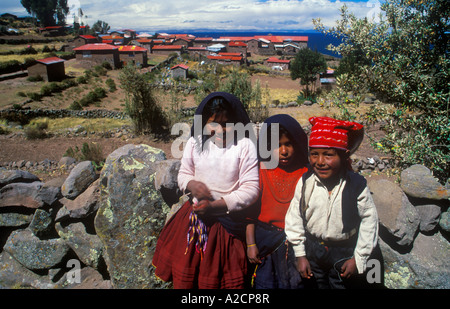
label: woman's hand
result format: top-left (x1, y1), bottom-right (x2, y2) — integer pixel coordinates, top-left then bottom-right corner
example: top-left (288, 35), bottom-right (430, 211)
top-left (192, 199), bottom-right (211, 216)
top-left (186, 180), bottom-right (213, 201)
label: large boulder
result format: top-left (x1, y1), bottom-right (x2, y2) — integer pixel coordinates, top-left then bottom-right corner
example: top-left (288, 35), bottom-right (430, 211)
top-left (0, 181), bottom-right (60, 209)
top-left (3, 229), bottom-right (69, 270)
top-left (56, 179), bottom-right (100, 221)
top-left (0, 169), bottom-right (40, 188)
top-left (61, 161), bottom-right (98, 200)
top-left (400, 165), bottom-right (449, 200)
top-left (94, 144), bottom-right (171, 289)
top-left (367, 178), bottom-right (420, 248)
top-left (381, 232), bottom-right (450, 289)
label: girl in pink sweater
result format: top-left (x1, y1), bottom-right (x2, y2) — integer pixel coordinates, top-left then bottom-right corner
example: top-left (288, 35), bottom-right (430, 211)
top-left (152, 92), bottom-right (259, 289)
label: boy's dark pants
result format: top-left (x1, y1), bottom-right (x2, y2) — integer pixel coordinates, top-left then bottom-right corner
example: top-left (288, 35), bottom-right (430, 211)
top-left (303, 233), bottom-right (381, 289)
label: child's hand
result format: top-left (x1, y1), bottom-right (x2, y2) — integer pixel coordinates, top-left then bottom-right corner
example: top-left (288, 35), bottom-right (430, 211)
top-left (296, 256), bottom-right (313, 279)
top-left (192, 199), bottom-right (211, 216)
top-left (187, 180), bottom-right (213, 201)
top-left (340, 257), bottom-right (357, 279)
top-left (247, 245), bottom-right (261, 264)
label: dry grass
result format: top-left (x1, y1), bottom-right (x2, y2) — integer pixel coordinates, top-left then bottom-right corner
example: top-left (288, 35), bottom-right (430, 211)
top-left (28, 117), bottom-right (132, 134)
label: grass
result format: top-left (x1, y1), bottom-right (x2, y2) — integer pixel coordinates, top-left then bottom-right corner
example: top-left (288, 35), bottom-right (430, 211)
top-left (28, 117), bottom-right (132, 135)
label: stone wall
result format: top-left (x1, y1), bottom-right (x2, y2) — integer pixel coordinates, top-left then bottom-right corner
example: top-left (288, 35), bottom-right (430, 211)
top-left (0, 144), bottom-right (448, 289)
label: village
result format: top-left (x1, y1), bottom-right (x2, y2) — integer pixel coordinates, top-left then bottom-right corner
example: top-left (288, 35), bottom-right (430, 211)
top-left (17, 23), bottom-right (336, 89)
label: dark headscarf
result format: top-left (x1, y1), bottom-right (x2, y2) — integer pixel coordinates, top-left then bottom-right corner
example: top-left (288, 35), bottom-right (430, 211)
top-left (190, 92), bottom-right (251, 137)
top-left (258, 114), bottom-right (308, 166)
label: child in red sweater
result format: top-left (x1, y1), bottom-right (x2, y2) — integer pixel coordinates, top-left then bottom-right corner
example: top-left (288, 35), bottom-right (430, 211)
top-left (246, 114), bottom-right (309, 289)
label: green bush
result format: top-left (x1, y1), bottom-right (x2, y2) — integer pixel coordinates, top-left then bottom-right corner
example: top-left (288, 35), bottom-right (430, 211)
top-left (105, 78), bottom-right (116, 92)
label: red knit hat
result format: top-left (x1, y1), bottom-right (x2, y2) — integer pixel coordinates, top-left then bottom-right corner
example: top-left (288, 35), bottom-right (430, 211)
top-left (309, 117), bottom-right (364, 153)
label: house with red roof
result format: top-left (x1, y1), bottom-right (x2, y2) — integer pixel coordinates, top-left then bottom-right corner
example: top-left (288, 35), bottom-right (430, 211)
top-left (264, 57), bottom-right (291, 70)
top-left (171, 64), bottom-right (189, 79)
top-left (27, 57), bottom-right (66, 82)
top-left (187, 46), bottom-right (209, 59)
top-left (207, 54), bottom-right (243, 66)
top-left (151, 45), bottom-right (184, 56)
top-left (73, 44), bottom-right (120, 68)
top-left (193, 37), bottom-right (213, 47)
top-left (118, 45), bottom-right (148, 67)
top-left (228, 41), bottom-right (248, 58)
top-left (73, 35), bottom-right (99, 49)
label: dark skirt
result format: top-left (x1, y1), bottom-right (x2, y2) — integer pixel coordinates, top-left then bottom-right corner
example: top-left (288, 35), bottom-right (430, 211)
top-left (253, 222), bottom-right (304, 289)
top-left (152, 201), bottom-right (248, 289)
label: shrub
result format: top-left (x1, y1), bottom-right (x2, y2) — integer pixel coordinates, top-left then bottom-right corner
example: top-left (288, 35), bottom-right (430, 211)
top-left (27, 75), bottom-right (44, 82)
top-left (24, 123), bottom-right (48, 139)
top-left (105, 78), bottom-right (116, 92)
top-left (119, 63), bottom-right (168, 134)
top-left (65, 142), bottom-right (104, 166)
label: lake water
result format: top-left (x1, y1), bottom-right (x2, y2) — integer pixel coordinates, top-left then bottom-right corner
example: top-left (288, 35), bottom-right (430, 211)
top-left (137, 29), bottom-right (343, 58)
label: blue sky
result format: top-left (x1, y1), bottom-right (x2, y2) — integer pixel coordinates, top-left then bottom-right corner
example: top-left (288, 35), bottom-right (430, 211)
top-left (1, 0), bottom-right (381, 31)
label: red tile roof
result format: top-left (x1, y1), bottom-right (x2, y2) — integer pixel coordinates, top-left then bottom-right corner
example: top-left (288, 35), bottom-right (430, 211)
top-left (79, 35), bottom-right (97, 40)
top-left (73, 44), bottom-right (118, 51)
top-left (266, 57), bottom-right (290, 64)
top-left (229, 41), bottom-right (247, 47)
top-left (207, 55), bottom-right (242, 61)
top-left (219, 52), bottom-right (242, 56)
top-left (152, 45), bottom-right (183, 50)
top-left (36, 57), bottom-right (65, 65)
top-left (171, 64), bottom-right (189, 70)
top-left (188, 47), bottom-right (207, 50)
top-left (118, 45), bottom-right (147, 52)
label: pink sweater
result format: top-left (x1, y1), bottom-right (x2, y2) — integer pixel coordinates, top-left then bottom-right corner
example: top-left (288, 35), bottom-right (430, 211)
top-left (178, 136), bottom-right (260, 212)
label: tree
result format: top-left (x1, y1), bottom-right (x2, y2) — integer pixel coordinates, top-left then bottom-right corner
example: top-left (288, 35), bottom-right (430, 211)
top-left (91, 20), bottom-right (110, 34)
top-left (314, 0), bottom-right (450, 181)
top-left (119, 63), bottom-right (168, 134)
top-left (218, 68), bottom-right (253, 109)
top-left (21, 0), bottom-right (69, 26)
top-left (290, 48), bottom-right (327, 98)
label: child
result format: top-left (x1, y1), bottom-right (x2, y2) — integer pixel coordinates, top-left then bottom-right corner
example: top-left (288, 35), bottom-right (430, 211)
top-left (246, 114), bottom-right (309, 289)
top-left (285, 116), bottom-right (379, 289)
top-left (152, 92), bottom-right (260, 289)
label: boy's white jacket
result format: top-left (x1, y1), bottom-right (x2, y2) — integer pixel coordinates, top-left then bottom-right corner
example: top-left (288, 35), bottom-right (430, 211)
top-left (285, 172), bottom-right (379, 274)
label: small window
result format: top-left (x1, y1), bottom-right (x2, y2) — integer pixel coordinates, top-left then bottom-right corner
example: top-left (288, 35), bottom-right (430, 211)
top-left (82, 51), bottom-right (91, 58)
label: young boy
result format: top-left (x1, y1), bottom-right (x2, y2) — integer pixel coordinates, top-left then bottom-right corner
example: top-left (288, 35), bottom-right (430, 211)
top-left (285, 116), bottom-right (379, 289)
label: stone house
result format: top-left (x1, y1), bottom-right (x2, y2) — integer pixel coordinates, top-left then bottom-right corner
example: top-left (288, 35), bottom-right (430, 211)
top-left (193, 37), bottom-right (213, 47)
top-left (151, 45), bottom-right (184, 56)
top-left (228, 41), bottom-right (248, 58)
top-left (264, 57), bottom-right (290, 71)
top-left (73, 43), bottom-right (120, 68)
top-left (171, 64), bottom-right (189, 79)
top-left (173, 37), bottom-right (193, 47)
top-left (73, 35), bottom-right (99, 48)
top-left (187, 46), bottom-right (209, 59)
top-left (131, 38), bottom-right (152, 52)
top-left (27, 57), bottom-right (66, 82)
top-left (118, 45), bottom-right (148, 67)
top-left (207, 54), bottom-right (243, 66)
